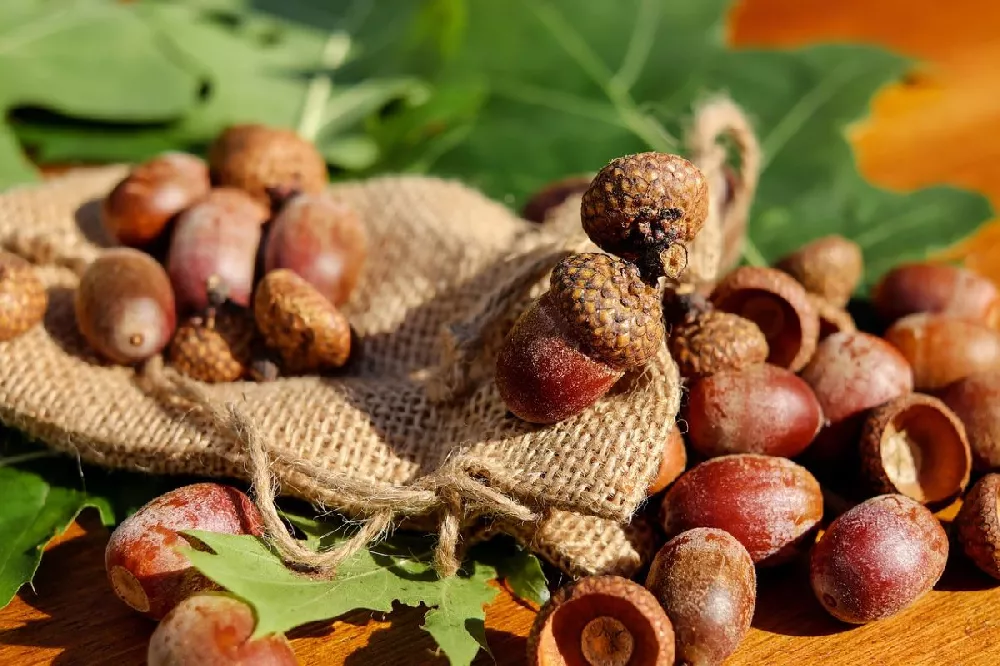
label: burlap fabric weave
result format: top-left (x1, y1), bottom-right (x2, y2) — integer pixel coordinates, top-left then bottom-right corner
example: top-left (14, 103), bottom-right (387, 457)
top-left (0, 98), bottom-right (757, 577)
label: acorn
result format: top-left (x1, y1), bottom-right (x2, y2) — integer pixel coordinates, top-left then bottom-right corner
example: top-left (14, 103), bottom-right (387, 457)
top-left (168, 306), bottom-right (255, 383)
top-left (209, 124), bottom-right (328, 208)
top-left (263, 192), bottom-right (368, 306)
top-left (76, 249), bottom-right (176, 364)
top-left (581, 153), bottom-right (709, 281)
top-left (521, 174), bottom-right (593, 223)
top-left (774, 235), bottom-right (863, 308)
top-left (668, 309), bottom-right (769, 379)
top-left (495, 253), bottom-right (665, 424)
top-left (0, 252), bottom-right (47, 341)
top-left (102, 152), bottom-right (210, 248)
top-left (254, 269), bottom-right (352, 374)
top-left (166, 188), bottom-right (268, 314)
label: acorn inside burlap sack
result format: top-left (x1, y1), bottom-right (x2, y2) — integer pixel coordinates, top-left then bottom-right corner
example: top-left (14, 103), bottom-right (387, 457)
top-left (0, 97), bottom-right (758, 578)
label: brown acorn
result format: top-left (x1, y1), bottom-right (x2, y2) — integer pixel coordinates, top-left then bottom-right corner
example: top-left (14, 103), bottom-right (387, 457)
top-left (774, 235), bottom-right (863, 307)
top-left (102, 152), bottom-right (210, 248)
top-left (668, 310), bottom-right (768, 379)
top-left (254, 269), bottom-right (351, 374)
top-left (495, 253), bottom-right (665, 424)
top-left (0, 252), bottom-right (47, 341)
top-left (521, 174), bottom-right (593, 223)
top-left (209, 124), bottom-right (328, 208)
top-left (581, 153), bottom-right (709, 281)
top-left (168, 307), bottom-right (255, 383)
top-left (955, 474), bottom-right (1000, 580)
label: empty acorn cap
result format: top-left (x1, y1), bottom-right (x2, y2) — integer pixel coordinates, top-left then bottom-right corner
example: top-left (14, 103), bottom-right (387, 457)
top-left (860, 393), bottom-right (971, 505)
top-left (528, 575), bottom-right (675, 666)
top-left (549, 253), bottom-right (665, 371)
top-left (710, 266), bottom-right (820, 372)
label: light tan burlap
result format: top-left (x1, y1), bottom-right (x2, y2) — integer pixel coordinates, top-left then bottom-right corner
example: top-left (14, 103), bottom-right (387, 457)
top-left (0, 98), bottom-right (757, 577)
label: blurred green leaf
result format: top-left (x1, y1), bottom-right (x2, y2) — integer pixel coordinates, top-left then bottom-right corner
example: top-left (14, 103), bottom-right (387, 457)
top-left (0, 0), bottom-right (202, 187)
top-left (418, 0), bottom-right (992, 288)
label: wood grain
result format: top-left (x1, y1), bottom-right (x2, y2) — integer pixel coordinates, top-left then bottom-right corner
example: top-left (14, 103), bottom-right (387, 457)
top-left (4, 0), bottom-right (1000, 664)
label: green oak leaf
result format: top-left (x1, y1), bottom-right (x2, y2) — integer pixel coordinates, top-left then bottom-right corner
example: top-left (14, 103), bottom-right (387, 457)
top-left (468, 537), bottom-right (549, 607)
top-left (0, 0), bottom-right (202, 187)
top-left (181, 530), bottom-right (498, 666)
top-left (419, 0), bottom-right (992, 290)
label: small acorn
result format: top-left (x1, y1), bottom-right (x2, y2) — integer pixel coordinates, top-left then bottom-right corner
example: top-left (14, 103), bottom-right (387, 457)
top-left (774, 235), bottom-right (863, 307)
top-left (581, 153), bottom-right (709, 281)
top-left (76, 248), bottom-right (176, 364)
top-left (668, 309), bottom-right (768, 379)
top-left (102, 152), bottom-right (210, 248)
top-left (209, 124), bottom-right (328, 208)
top-left (0, 252), bottom-right (47, 341)
top-left (168, 306), bottom-right (255, 383)
top-left (495, 253), bottom-right (665, 424)
top-left (263, 192), bottom-right (368, 306)
top-left (254, 269), bottom-right (352, 374)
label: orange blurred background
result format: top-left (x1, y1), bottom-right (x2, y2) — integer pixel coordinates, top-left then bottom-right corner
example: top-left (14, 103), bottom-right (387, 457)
top-left (730, 0), bottom-right (1000, 283)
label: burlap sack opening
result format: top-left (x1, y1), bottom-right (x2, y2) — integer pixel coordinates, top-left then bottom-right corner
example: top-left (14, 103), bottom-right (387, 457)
top-left (0, 97), bottom-right (758, 577)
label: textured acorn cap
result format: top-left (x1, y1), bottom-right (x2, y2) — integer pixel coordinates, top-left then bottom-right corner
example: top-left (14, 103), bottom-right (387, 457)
top-left (807, 293), bottom-right (856, 340)
top-left (549, 253), bottom-right (664, 371)
top-left (0, 252), bottom-right (47, 342)
top-left (209, 124), bottom-right (328, 207)
top-left (859, 394), bottom-right (971, 505)
top-left (668, 310), bottom-right (768, 379)
top-left (168, 308), bottom-right (255, 383)
top-left (711, 265), bottom-right (820, 372)
top-left (581, 153), bottom-right (708, 278)
top-left (254, 269), bottom-right (351, 373)
top-left (955, 473), bottom-right (1000, 580)
top-left (775, 235), bottom-right (863, 307)
top-left (528, 574), bottom-right (675, 666)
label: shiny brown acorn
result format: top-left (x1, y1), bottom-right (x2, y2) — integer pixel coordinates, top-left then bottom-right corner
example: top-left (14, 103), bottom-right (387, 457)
top-left (263, 192), bottom-right (368, 306)
top-left (581, 153), bottom-right (709, 281)
top-left (102, 153), bottom-right (210, 248)
top-left (0, 252), bottom-right (47, 341)
top-left (75, 248), bottom-right (176, 364)
top-left (495, 253), bottom-right (664, 424)
top-left (166, 188), bottom-right (268, 314)
top-left (209, 124), bottom-right (328, 208)
top-left (254, 269), bottom-right (352, 374)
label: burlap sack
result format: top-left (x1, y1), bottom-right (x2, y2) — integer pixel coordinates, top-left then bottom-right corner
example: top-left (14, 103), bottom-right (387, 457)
top-left (0, 98), bottom-right (758, 577)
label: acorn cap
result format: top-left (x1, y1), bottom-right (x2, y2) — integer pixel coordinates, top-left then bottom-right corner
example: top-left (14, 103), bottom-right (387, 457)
top-left (528, 575), bottom-right (675, 666)
top-left (668, 310), bottom-right (769, 378)
top-left (209, 124), bottom-right (328, 207)
top-left (955, 473), bottom-right (1000, 580)
top-left (0, 251), bottom-right (47, 342)
top-left (549, 253), bottom-right (664, 371)
top-left (168, 308), bottom-right (255, 383)
top-left (711, 265), bottom-right (820, 372)
top-left (775, 235), bottom-right (863, 307)
top-left (521, 174), bottom-right (593, 223)
top-left (253, 269), bottom-right (351, 374)
top-left (807, 293), bottom-right (856, 340)
top-left (859, 394), bottom-right (971, 505)
top-left (581, 153), bottom-right (708, 280)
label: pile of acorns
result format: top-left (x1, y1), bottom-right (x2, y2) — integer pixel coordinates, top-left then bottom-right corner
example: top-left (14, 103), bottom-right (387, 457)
top-left (0, 124), bottom-right (368, 380)
top-left (508, 156), bottom-right (1000, 664)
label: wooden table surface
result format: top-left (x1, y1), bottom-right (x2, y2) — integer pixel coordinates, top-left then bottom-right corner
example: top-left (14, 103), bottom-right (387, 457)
top-left (3, 0), bottom-right (1000, 664)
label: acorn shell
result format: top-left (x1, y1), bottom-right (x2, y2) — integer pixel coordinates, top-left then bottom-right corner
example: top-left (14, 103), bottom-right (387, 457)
top-left (254, 269), bottom-right (351, 373)
top-left (209, 124), bottom-right (328, 207)
top-left (668, 310), bottom-right (768, 378)
top-left (711, 265), bottom-right (820, 372)
top-left (581, 153), bottom-right (708, 261)
top-left (0, 252), bottom-right (47, 341)
top-left (859, 394), bottom-right (971, 505)
top-left (548, 253), bottom-right (664, 371)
